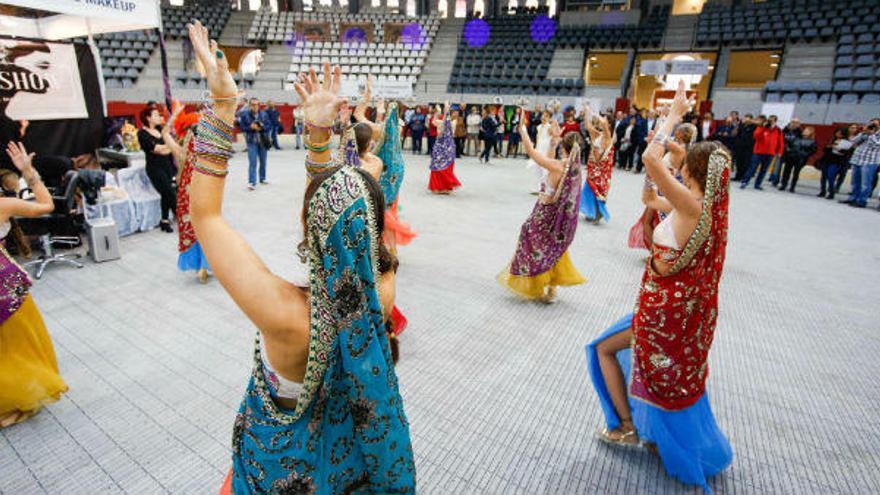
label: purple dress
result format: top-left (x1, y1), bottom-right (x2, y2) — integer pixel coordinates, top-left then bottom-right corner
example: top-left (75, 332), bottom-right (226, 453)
top-left (429, 119), bottom-right (456, 172)
top-left (509, 145), bottom-right (583, 277)
top-left (0, 246), bottom-right (31, 324)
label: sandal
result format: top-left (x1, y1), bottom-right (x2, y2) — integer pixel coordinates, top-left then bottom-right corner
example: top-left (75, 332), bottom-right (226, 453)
top-left (596, 419), bottom-right (639, 447)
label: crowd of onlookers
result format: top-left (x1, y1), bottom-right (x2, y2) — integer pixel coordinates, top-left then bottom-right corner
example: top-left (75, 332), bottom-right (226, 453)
top-left (221, 98), bottom-right (880, 210)
top-left (389, 103), bottom-right (880, 210)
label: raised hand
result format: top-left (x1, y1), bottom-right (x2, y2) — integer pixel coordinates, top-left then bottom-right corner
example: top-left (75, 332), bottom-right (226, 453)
top-left (166, 99), bottom-right (185, 132)
top-left (187, 21), bottom-right (237, 106)
top-left (5, 142), bottom-right (35, 174)
top-left (293, 62), bottom-right (343, 128)
top-left (363, 75), bottom-right (373, 104)
top-left (670, 80), bottom-right (695, 118)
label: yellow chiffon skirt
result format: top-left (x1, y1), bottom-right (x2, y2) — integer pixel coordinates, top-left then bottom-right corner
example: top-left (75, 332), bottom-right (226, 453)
top-left (497, 250), bottom-right (586, 300)
top-left (0, 295), bottom-right (67, 427)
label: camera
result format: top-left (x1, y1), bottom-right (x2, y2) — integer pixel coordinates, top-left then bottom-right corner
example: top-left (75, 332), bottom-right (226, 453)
top-left (867, 123), bottom-right (878, 132)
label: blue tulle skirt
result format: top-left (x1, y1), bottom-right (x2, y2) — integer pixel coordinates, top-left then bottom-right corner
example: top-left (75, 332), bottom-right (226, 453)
top-left (579, 182), bottom-right (610, 222)
top-left (586, 313), bottom-right (732, 493)
top-left (177, 241), bottom-right (211, 273)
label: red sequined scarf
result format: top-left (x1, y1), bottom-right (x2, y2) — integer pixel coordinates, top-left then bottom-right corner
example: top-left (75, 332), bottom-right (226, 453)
top-left (630, 149), bottom-right (731, 411)
top-left (176, 135), bottom-right (198, 254)
top-left (586, 141), bottom-right (614, 200)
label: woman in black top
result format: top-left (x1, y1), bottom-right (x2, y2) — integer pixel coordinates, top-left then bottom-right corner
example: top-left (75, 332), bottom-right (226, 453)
top-left (137, 106), bottom-right (176, 232)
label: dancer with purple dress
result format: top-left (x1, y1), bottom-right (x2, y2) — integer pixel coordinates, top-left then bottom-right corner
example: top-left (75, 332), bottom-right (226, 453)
top-left (428, 102), bottom-right (461, 194)
top-left (497, 120), bottom-right (586, 303)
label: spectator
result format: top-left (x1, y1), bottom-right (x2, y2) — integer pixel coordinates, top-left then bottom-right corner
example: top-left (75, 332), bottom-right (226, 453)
top-left (840, 119), bottom-right (880, 208)
top-left (645, 110), bottom-right (657, 133)
top-left (779, 126), bottom-right (817, 192)
top-left (409, 107), bottom-right (425, 154)
top-left (732, 113), bottom-right (757, 181)
top-left (507, 107), bottom-right (522, 158)
top-left (293, 107), bottom-right (304, 150)
top-left (238, 97), bottom-right (272, 190)
top-left (817, 127), bottom-right (855, 200)
top-left (427, 106), bottom-right (440, 155)
top-left (403, 105), bottom-right (415, 149)
top-left (265, 101), bottom-right (282, 150)
top-left (833, 123), bottom-right (861, 193)
top-left (612, 110), bottom-right (626, 167)
top-left (617, 116), bottom-right (636, 171)
top-left (466, 106), bottom-right (482, 156)
top-left (740, 115), bottom-right (784, 190)
top-left (479, 108), bottom-right (497, 164)
top-left (698, 112), bottom-right (716, 142)
top-left (137, 105), bottom-right (176, 233)
top-left (528, 104), bottom-right (543, 143)
top-left (632, 108), bottom-right (648, 173)
top-left (561, 113), bottom-right (580, 137)
top-left (452, 109), bottom-right (466, 158)
top-left (494, 107), bottom-right (505, 157)
top-left (777, 118), bottom-right (803, 187)
top-left (713, 115), bottom-right (737, 150)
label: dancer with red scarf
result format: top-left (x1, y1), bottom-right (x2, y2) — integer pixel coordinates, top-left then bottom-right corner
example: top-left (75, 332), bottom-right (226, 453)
top-left (579, 104), bottom-right (614, 224)
top-left (162, 101), bottom-right (211, 283)
top-left (585, 82), bottom-right (733, 493)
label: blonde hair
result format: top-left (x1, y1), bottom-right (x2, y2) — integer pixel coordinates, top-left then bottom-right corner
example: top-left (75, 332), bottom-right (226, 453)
top-left (676, 123), bottom-right (698, 145)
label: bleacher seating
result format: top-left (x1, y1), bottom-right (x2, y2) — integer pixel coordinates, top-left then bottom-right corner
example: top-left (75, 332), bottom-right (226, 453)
top-left (161, 1), bottom-right (231, 40)
top-left (96, 31), bottom-right (158, 89)
top-left (247, 9), bottom-right (439, 45)
top-left (555, 4), bottom-right (668, 50)
top-left (285, 41), bottom-right (427, 86)
top-left (97, 1), bottom-right (230, 90)
top-left (697, 0), bottom-right (831, 47)
top-left (702, 0), bottom-right (880, 104)
top-left (248, 9), bottom-right (439, 89)
top-left (447, 6), bottom-right (668, 96)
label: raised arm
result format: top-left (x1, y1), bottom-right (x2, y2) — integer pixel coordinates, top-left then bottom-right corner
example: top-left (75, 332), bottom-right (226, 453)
top-left (186, 21), bottom-right (307, 336)
top-left (642, 80), bottom-right (701, 218)
top-left (519, 122), bottom-right (563, 173)
top-left (581, 104), bottom-right (600, 139)
top-left (641, 186), bottom-right (673, 213)
top-left (0, 142), bottom-right (54, 222)
top-left (161, 101), bottom-right (186, 163)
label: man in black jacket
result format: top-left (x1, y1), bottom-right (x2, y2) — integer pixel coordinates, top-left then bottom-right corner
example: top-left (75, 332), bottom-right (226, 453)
top-left (479, 109), bottom-right (497, 164)
top-left (614, 112), bottom-right (628, 169)
top-left (732, 114), bottom-right (757, 181)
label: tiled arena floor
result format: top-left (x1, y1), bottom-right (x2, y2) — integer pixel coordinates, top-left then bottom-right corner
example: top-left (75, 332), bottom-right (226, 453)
top-left (2, 146), bottom-right (879, 494)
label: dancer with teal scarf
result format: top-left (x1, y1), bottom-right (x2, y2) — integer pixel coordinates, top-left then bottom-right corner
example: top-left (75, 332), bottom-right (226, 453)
top-left (376, 102), bottom-right (416, 248)
top-left (183, 22), bottom-right (414, 494)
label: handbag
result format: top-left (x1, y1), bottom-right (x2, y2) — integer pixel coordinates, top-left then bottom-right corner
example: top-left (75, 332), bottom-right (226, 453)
top-left (259, 132), bottom-right (271, 149)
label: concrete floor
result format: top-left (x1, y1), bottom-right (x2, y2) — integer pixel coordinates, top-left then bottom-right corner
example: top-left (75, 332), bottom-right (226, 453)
top-left (2, 147), bottom-right (879, 494)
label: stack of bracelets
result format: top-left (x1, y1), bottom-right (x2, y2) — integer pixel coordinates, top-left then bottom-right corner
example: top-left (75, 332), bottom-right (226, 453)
top-left (304, 120), bottom-right (335, 178)
top-left (193, 106), bottom-right (235, 177)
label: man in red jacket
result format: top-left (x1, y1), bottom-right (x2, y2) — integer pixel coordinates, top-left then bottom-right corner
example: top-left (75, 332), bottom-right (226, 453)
top-left (740, 115), bottom-right (784, 190)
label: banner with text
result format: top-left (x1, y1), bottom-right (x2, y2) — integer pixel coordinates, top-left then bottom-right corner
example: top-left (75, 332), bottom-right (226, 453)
top-left (1, 37), bottom-right (88, 120)
top-left (339, 79), bottom-right (413, 100)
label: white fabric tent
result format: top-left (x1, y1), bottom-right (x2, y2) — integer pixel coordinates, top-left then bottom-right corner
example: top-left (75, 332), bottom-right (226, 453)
top-left (0, 0), bottom-right (161, 40)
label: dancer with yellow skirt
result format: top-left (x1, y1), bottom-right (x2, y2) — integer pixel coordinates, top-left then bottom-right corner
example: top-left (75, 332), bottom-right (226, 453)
top-left (498, 121), bottom-right (586, 303)
top-left (0, 142), bottom-right (68, 428)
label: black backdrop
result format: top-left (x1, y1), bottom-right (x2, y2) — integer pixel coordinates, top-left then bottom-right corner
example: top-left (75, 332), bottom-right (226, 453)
top-left (0, 39), bottom-right (104, 171)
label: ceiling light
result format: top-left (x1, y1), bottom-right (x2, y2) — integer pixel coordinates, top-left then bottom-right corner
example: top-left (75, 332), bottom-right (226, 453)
top-left (770, 54), bottom-right (780, 58)
top-left (770, 62), bottom-right (778, 67)
top-left (590, 56), bottom-right (597, 61)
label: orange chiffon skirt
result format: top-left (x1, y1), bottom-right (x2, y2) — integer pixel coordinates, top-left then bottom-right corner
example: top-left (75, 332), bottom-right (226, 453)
top-left (383, 201), bottom-right (416, 247)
